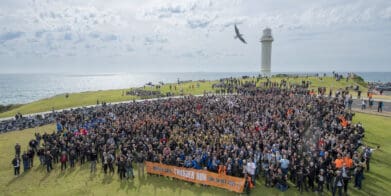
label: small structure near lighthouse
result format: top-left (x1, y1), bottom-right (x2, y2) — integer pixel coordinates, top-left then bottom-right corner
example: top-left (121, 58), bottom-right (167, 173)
top-left (260, 28), bottom-right (273, 77)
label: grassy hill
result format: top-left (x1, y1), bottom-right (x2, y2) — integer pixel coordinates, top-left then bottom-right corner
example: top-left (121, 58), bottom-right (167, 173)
top-left (0, 113), bottom-right (389, 196)
top-left (0, 76), bottom-right (370, 118)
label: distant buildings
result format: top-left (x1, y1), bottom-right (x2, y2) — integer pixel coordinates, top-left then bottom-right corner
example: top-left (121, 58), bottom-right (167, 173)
top-left (261, 28), bottom-right (273, 77)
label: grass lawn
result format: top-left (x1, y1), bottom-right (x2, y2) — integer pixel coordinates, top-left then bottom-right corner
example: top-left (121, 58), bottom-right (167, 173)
top-left (0, 113), bottom-right (389, 196)
top-left (0, 89), bottom-right (136, 118)
top-left (0, 76), bottom-right (372, 118)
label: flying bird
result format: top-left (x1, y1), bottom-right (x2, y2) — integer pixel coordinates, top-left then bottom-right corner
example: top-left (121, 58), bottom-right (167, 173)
top-left (234, 24), bottom-right (247, 44)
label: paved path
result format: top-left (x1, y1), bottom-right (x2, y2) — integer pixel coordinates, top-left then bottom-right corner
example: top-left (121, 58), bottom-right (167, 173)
top-left (352, 99), bottom-right (391, 117)
top-left (352, 109), bottom-right (391, 117)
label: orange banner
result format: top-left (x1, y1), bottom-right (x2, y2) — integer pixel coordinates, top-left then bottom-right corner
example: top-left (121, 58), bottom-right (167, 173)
top-left (145, 161), bottom-right (246, 193)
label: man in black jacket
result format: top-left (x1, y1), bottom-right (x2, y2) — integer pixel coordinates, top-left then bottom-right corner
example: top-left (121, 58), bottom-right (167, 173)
top-left (45, 150), bottom-right (53, 172)
top-left (136, 151), bottom-right (145, 178)
top-left (27, 148), bottom-right (35, 168)
top-left (22, 151), bottom-right (29, 172)
top-left (117, 156), bottom-right (126, 180)
top-left (69, 150), bottom-right (76, 168)
top-left (341, 164), bottom-right (351, 195)
top-left (333, 170), bottom-right (344, 196)
top-left (307, 162), bottom-right (317, 192)
top-left (15, 143), bottom-right (21, 157)
top-left (296, 162), bottom-right (306, 193)
top-left (12, 156), bottom-right (20, 176)
top-left (90, 149), bottom-right (98, 173)
top-left (125, 156), bottom-right (134, 179)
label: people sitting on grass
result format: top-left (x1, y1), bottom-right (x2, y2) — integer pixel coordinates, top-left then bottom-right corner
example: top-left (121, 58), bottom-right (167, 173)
top-left (11, 79), bottom-right (374, 195)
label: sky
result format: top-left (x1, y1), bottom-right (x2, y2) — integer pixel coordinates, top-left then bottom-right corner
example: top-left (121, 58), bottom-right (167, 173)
top-left (0, 0), bottom-right (390, 73)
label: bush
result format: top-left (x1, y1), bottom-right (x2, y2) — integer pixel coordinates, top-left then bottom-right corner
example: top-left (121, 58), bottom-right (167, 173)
top-left (352, 74), bottom-right (368, 87)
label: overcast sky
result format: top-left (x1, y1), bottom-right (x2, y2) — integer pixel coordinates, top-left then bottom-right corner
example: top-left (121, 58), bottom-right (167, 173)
top-left (0, 0), bottom-right (390, 73)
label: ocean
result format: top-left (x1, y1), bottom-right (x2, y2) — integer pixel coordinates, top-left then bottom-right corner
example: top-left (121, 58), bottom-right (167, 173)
top-left (0, 72), bottom-right (390, 105)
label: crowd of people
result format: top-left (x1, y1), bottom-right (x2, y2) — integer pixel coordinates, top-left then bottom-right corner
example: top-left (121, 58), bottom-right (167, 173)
top-left (10, 77), bottom-right (378, 195)
top-left (0, 113), bottom-right (55, 133)
top-left (126, 89), bottom-right (164, 98)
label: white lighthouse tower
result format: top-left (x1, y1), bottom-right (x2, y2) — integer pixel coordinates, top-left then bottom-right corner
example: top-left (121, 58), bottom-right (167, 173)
top-left (261, 28), bottom-right (273, 77)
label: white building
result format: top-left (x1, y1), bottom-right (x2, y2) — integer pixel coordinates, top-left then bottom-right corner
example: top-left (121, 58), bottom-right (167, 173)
top-left (260, 28), bottom-right (273, 77)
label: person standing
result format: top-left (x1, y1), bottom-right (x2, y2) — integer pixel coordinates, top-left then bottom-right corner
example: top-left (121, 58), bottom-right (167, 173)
top-left (60, 151), bottom-right (68, 171)
top-left (296, 164), bottom-right (305, 193)
top-left (354, 161), bottom-right (364, 190)
top-left (12, 156), bottom-right (21, 176)
top-left (45, 150), bottom-right (53, 172)
top-left (378, 101), bottom-right (383, 112)
top-left (246, 158), bottom-right (257, 186)
top-left (369, 98), bottom-right (373, 109)
top-left (22, 151), bottom-right (29, 172)
top-left (102, 152), bottom-right (108, 174)
top-left (279, 155), bottom-right (290, 176)
top-left (334, 154), bottom-right (343, 169)
top-left (69, 150), bottom-right (76, 168)
top-left (27, 148), bottom-right (34, 168)
top-left (361, 99), bottom-right (366, 110)
top-left (125, 156), bottom-right (134, 179)
top-left (90, 150), bottom-right (98, 173)
top-left (108, 153), bottom-right (115, 174)
top-left (117, 156), bottom-right (126, 180)
top-left (15, 143), bottom-right (21, 157)
top-left (333, 170), bottom-right (344, 196)
top-left (136, 151), bottom-right (145, 178)
top-left (318, 169), bottom-right (325, 194)
top-left (341, 164), bottom-right (351, 195)
top-left (307, 162), bottom-right (316, 192)
top-left (364, 146), bottom-right (377, 172)
top-left (37, 148), bottom-right (45, 166)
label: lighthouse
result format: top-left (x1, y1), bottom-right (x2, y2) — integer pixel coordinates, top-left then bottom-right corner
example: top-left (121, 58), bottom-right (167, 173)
top-left (260, 28), bottom-right (273, 77)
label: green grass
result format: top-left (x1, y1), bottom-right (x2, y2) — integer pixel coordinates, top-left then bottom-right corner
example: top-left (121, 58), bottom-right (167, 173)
top-left (350, 113), bottom-right (391, 196)
top-left (0, 113), bottom-right (389, 196)
top-left (0, 104), bottom-right (22, 113)
top-left (0, 76), bottom-right (374, 118)
top-left (0, 89), bottom-right (136, 118)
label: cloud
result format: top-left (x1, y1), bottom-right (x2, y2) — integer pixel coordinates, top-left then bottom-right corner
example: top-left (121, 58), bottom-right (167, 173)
top-left (34, 30), bottom-right (46, 38)
top-left (101, 34), bottom-right (118, 42)
top-left (0, 0), bottom-right (390, 73)
top-left (186, 14), bottom-right (217, 29)
top-left (148, 4), bottom-right (188, 18)
top-left (178, 49), bottom-right (209, 58)
top-left (0, 31), bottom-right (24, 43)
top-left (89, 32), bottom-right (100, 39)
top-left (144, 35), bottom-right (168, 45)
top-left (126, 45), bottom-right (134, 52)
top-left (63, 33), bottom-right (72, 40)
top-left (142, 0), bottom-right (201, 19)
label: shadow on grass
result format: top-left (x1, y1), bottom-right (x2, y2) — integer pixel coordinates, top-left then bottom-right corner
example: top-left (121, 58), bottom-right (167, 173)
top-left (102, 173), bottom-right (113, 184)
top-left (124, 179), bottom-right (137, 194)
top-left (6, 171), bottom-right (28, 186)
top-left (39, 172), bottom-right (51, 185)
top-left (34, 165), bottom-right (46, 172)
top-left (366, 171), bottom-right (391, 184)
top-left (63, 167), bottom-right (76, 177)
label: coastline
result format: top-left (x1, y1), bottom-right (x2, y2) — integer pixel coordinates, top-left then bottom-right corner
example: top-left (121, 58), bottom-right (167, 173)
top-left (1, 72), bottom-right (390, 106)
top-left (0, 75), bottom-right (390, 119)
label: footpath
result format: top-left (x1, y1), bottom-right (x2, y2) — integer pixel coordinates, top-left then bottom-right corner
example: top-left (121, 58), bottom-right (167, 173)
top-left (352, 108), bottom-right (391, 117)
top-left (352, 98), bottom-right (391, 117)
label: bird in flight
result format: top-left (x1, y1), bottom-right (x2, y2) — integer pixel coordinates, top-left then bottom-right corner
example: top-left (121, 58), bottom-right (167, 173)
top-left (234, 24), bottom-right (247, 44)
